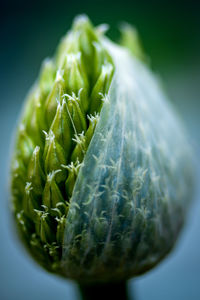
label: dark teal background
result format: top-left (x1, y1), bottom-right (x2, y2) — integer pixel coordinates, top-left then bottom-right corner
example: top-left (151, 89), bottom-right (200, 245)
top-left (0, 0), bottom-right (200, 299)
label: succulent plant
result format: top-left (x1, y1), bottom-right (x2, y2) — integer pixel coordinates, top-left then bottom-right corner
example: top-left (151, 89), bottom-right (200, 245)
top-left (10, 14), bottom-right (194, 296)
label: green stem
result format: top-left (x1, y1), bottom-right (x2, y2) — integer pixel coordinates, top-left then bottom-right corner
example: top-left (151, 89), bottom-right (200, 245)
top-left (78, 280), bottom-right (132, 300)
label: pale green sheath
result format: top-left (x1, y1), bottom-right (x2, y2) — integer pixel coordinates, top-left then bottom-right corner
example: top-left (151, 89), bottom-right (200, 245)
top-left (10, 15), bottom-right (194, 285)
top-left (61, 39), bottom-right (193, 282)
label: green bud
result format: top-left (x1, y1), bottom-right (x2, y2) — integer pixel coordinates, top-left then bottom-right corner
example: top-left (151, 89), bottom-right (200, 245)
top-left (119, 22), bottom-right (147, 63)
top-left (63, 52), bottom-right (89, 112)
top-left (43, 170), bottom-right (65, 208)
top-left (27, 146), bottom-right (45, 196)
top-left (43, 131), bottom-right (67, 183)
top-left (64, 160), bottom-right (82, 198)
top-left (44, 72), bottom-right (65, 128)
top-left (89, 62), bottom-right (114, 115)
top-left (49, 99), bottom-right (73, 158)
top-left (10, 15), bottom-right (194, 284)
top-left (16, 124), bottom-right (35, 165)
top-left (39, 58), bottom-right (56, 96)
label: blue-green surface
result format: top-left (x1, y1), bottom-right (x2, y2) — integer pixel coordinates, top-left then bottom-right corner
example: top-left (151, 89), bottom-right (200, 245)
top-left (0, 1), bottom-right (200, 299)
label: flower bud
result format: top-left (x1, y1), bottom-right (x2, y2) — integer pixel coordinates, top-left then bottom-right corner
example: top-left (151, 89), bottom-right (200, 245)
top-left (10, 15), bottom-right (194, 284)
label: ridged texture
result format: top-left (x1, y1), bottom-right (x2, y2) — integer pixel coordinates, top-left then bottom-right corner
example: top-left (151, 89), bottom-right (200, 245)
top-left (61, 40), bottom-right (194, 283)
top-left (11, 16), bottom-right (114, 273)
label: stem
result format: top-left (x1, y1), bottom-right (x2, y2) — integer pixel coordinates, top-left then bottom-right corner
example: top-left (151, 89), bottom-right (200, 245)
top-left (78, 280), bottom-right (133, 300)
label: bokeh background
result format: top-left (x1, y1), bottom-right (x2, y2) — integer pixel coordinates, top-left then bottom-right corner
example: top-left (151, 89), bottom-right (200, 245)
top-left (0, 0), bottom-right (199, 299)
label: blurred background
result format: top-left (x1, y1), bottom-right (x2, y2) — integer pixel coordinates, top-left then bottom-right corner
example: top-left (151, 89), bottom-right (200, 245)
top-left (0, 0), bottom-right (199, 299)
